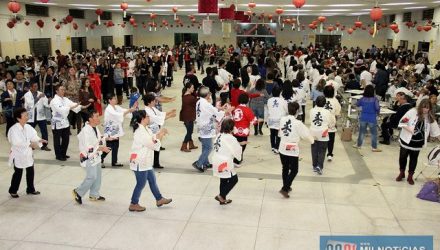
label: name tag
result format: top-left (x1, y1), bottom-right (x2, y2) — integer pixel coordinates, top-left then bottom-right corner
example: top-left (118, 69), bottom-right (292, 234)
top-left (285, 142), bottom-right (299, 154)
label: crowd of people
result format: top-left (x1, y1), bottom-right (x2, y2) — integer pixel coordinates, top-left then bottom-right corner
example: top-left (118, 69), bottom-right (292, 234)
top-left (2, 39), bottom-right (440, 209)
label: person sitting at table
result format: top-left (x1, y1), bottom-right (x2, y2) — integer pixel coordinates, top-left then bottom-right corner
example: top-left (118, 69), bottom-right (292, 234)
top-left (379, 92), bottom-right (412, 145)
top-left (344, 74), bottom-right (360, 91)
top-left (429, 94), bottom-right (440, 119)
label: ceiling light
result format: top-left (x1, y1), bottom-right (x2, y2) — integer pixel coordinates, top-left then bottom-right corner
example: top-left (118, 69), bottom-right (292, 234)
top-left (238, 4), bottom-right (274, 7)
top-left (108, 4), bottom-right (144, 8)
top-left (150, 5), bottom-right (185, 7)
top-left (328, 4), bottom-right (365, 7)
top-left (404, 6), bottom-right (427, 9)
top-left (69, 4), bottom-right (99, 7)
top-left (381, 2), bottom-right (417, 6)
top-left (321, 9), bottom-right (352, 12)
top-left (32, 2), bottom-right (57, 5)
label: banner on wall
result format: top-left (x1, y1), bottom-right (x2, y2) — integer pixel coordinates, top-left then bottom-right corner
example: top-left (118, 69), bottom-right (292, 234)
top-left (203, 20), bottom-right (213, 35)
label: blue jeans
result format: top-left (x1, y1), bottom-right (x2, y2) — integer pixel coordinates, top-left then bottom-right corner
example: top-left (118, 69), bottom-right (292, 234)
top-left (196, 137), bottom-right (212, 168)
top-left (357, 121), bottom-right (378, 149)
top-left (183, 121), bottom-right (194, 143)
top-left (131, 169), bottom-right (162, 205)
top-left (76, 161), bottom-right (102, 198)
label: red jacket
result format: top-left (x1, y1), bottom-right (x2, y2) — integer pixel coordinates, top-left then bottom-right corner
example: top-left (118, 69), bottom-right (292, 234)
top-left (232, 104), bottom-right (256, 137)
top-left (230, 88), bottom-right (260, 108)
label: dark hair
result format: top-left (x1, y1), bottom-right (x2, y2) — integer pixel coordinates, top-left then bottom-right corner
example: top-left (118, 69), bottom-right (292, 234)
top-left (130, 110), bottom-right (147, 132)
top-left (13, 107), bottom-right (27, 122)
top-left (143, 93), bottom-right (156, 106)
top-left (323, 85), bottom-right (335, 98)
top-left (238, 93), bottom-right (249, 104)
top-left (282, 80), bottom-right (293, 100)
top-left (255, 79), bottom-right (265, 91)
top-left (233, 79), bottom-right (241, 89)
top-left (315, 96), bottom-right (326, 107)
top-left (292, 79), bottom-right (300, 88)
top-left (15, 69), bottom-right (24, 75)
top-left (218, 59), bottom-right (226, 67)
top-left (296, 71), bottom-right (305, 82)
top-left (363, 85), bottom-right (375, 97)
top-left (205, 67), bottom-right (212, 76)
top-left (267, 72), bottom-right (274, 80)
top-left (131, 87), bottom-right (138, 93)
top-left (287, 102), bottom-right (299, 116)
top-left (84, 109), bottom-right (98, 122)
top-left (349, 73), bottom-right (355, 80)
top-left (272, 86), bottom-right (281, 97)
top-left (182, 81), bottom-right (193, 96)
top-left (220, 118), bottom-right (234, 133)
top-left (106, 93), bottom-right (115, 101)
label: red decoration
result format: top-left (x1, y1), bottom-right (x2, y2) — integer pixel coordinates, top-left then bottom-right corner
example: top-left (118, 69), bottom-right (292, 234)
top-left (172, 7), bottom-right (178, 13)
top-left (129, 17), bottom-right (136, 25)
top-left (394, 28), bottom-right (399, 34)
top-left (318, 16), bottom-right (326, 23)
top-left (354, 21), bottom-right (362, 28)
top-left (234, 11), bottom-right (245, 21)
top-left (40, 0), bottom-right (49, 3)
top-left (7, 0), bottom-right (21, 14)
top-left (24, 20), bottom-right (30, 26)
top-left (150, 13), bottom-right (157, 19)
top-left (369, 7), bottom-right (382, 21)
top-left (275, 8), bottom-right (284, 15)
top-left (107, 21), bottom-right (114, 27)
top-left (55, 24), bottom-right (61, 30)
top-left (417, 25), bottom-right (423, 32)
top-left (308, 23), bottom-right (316, 30)
top-left (381, 23), bottom-right (387, 28)
top-left (72, 22), bottom-right (78, 30)
top-left (335, 22), bottom-right (340, 27)
top-left (90, 24), bottom-right (95, 30)
top-left (292, 0), bottom-right (305, 8)
top-left (424, 25), bottom-right (432, 31)
top-left (198, 0), bottom-right (218, 13)
top-left (7, 21), bottom-right (15, 29)
top-left (96, 8), bottom-right (103, 24)
top-left (369, 28), bottom-right (374, 35)
top-left (347, 28), bottom-right (354, 34)
top-left (36, 19), bottom-right (44, 28)
top-left (327, 26), bottom-right (334, 32)
top-left (65, 15), bottom-right (73, 23)
top-left (120, 2), bottom-right (128, 18)
top-left (248, 1), bottom-right (256, 9)
top-left (219, 7), bottom-right (235, 20)
top-left (312, 20), bottom-right (318, 26)
top-left (389, 23), bottom-right (398, 31)
top-left (121, 23), bottom-right (126, 28)
top-left (52, 18), bottom-right (56, 22)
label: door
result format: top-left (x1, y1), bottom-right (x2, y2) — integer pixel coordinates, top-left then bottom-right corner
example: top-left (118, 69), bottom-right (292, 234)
top-left (174, 33), bottom-right (198, 46)
top-left (71, 37), bottom-right (87, 53)
top-left (124, 35), bottom-right (133, 48)
top-left (101, 36), bottom-right (113, 50)
top-left (29, 38), bottom-right (51, 57)
top-left (315, 35), bottom-right (341, 50)
top-left (418, 41), bottom-right (430, 52)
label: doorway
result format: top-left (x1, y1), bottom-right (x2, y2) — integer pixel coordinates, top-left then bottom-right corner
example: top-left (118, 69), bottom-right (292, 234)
top-left (418, 41), bottom-right (430, 52)
top-left (124, 35), bottom-right (133, 47)
top-left (101, 36), bottom-right (113, 50)
top-left (315, 35), bottom-right (341, 50)
top-left (71, 37), bottom-right (87, 53)
top-left (174, 33), bottom-right (198, 46)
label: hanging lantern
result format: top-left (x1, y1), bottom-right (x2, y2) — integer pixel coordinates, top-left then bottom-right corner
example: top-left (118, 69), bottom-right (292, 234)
top-left (369, 27), bottom-right (374, 36)
top-left (275, 8), bottom-right (284, 24)
top-left (150, 13), bottom-right (157, 19)
top-left (406, 21), bottom-right (414, 28)
top-left (347, 28), bottom-right (354, 34)
top-left (308, 23), bottom-right (316, 30)
top-left (90, 23), bottom-right (96, 30)
top-left (121, 23), bottom-right (126, 28)
top-left (267, 14), bottom-right (273, 23)
top-left (120, 2), bottom-right (128, 18)
top-left (369, 6), bottom-right (382, 37)
top-left (55, 24), bottom-right (61, 30)
top-left (327, 25), bottom-right (335, 32)
top-left (416, 25), bottom-right (423, 32)
top-left (172, 7), bottom-right (178, 20)
top-left (95, 9), bottom-right (103, 25)
top-left (354, 20), bottom-right (362, 28)
top-left (317, 16), bottom-right (326, 33)
top-left (7, 21), bottom-right (15, 29)
top-left (292, 0), bottom-right (305, 27)
top-left (36, 19), bottom-right (44, 28)
top-left (394, 28), bottom-right (399, 34)
top-left (24, 20), bottom-right (30, 26)
top-left (381, 23), bottom-right (387, 28)
top-left (198, 0), bottom-right (218, 15)
top-left (65, 15), bottom-right (73, 23)
top-left (72, 22), bottom-right (78, 30)
top-left (424, 25), bottom-right (432, 31)
top-left (219, 7), bottom-right (235, 20)
top-left (389, 23), bottom-right (398, 31)
top-left (129, 17), bottom-right (136, 25)
top-left (248, 1), bottom-right (256, 9)
top-left (8, 0), bottom-right (21, 15)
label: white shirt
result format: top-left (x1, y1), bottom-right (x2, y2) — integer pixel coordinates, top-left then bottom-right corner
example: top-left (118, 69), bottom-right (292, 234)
top-left (324, 97), bottom-right (341, 132)
top-left (360, 70), bottom-right (373, 87)
top-left (8, 123), bottom-right (42, 169)
top-left (77, 122), bottom-right (105, 167)
top-left (267, 97), bottom-right (288, 129)
top-left (24, 90), bottom-right (49, 123)
top-left (309, 107), bottom-right (335, 141)
top-left (326, 79), bottom-right (341, 93)
top-left (50, 94), bottom-right (80, 130)
top-left (414, 63), bottom-right (425, 74)
top-left (129, 125), bottom-right (161, 171)
top-left (212, 133), bottom-right (242, 178)
top-left (196, 98), bottom-right (225, 138)
top-left (278, 115), bottom-right (314, 156)
top-left (103, 105), bottom-right (128, 138)
top-left (217, 68), bottom-right (232, 93)
top-left (370, 60), bottom-right (377, 74)
top-left (145, 106), bottom-right (166, 134)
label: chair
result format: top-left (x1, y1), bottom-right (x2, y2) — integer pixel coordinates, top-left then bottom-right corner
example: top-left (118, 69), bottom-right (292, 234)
top-left (415, 162), bottom-right (440, 181)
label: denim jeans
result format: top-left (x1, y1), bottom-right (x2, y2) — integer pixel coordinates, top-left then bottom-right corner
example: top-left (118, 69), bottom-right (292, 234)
top-left (76, 161), bottom-right (102, 198)
top-left (197, 137), bottom-right (212, 168)
top-left (357, 121), bottom-right (378, 149)
top-left (311, 141), bottom-right (328, 169)
top-left (131, 169), bottom-right (162, 205)
top-left (183, 121), bottom-right (194, 143)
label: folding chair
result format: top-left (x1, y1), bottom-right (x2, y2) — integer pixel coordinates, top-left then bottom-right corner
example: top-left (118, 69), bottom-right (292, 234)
top-left (415, 162), bottom-right (440, 181)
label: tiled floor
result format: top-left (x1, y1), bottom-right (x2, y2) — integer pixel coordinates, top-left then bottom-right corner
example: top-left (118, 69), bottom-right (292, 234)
top-left (0, 68), bottom-right (439, 250)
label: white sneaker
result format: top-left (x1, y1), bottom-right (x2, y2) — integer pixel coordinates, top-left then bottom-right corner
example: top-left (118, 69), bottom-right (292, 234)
top-left (327, 155), bottom-right (333, 161)
top-left (234, 163), bottom-right (242, 168)
top-left (273, 149), bottom-right (279, 154)
top-left (316, 167), bottom-right (323, 175)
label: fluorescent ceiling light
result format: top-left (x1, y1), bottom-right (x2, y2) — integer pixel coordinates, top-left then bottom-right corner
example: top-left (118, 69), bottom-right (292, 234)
top-left (108, 4), bottom-right (144, 8)
top-left (32, 2), bottom-right (57, 5)
top-left (347, 12), bottom-right (370, 15)
top-left (328, 4), bottom-right (366, 7)
top-left (69, 4), bottom-right (99, 7)
top-left (179, 9), bottom-right (198, 11)
top-left (139, 9), bottom-right (170, 12)
top-left (283, 9), bottom-right (313, 12)
top-left (282, 4), bottom-right (319, 7)
top-left (321, 9), bottom-right (352, 12)
top-left (150, 5), bottom-right (185, 7)
top-left (404, 6), bottom-right (427, 9)
top-left (238, 4), bottom-right (274, 7)
top-left (381, 2), bottom-right (417, 6)
top-left (361, 8), bottom-right (389, 11)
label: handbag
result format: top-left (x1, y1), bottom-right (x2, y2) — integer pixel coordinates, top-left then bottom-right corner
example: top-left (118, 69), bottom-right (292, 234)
top-left (340, 127), bottom-right (352, 142)
top-left (417, 180), bottom-right (440, 202)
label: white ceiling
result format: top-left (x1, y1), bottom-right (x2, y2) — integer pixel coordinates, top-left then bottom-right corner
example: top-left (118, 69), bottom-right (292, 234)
top-left (20, 0), bottom-right (440, 17)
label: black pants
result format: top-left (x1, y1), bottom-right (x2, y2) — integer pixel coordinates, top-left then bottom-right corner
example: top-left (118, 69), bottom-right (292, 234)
top-left (279, 154), bottom-right (299, 192)
top-left (233, 136), bottom-right (247, 164)
top-left (9, 166), bottom-right (35, 194)
top-left (123, 78), bottom-right (129, 97)
top-left (399, 146), bottom-right (420, 173)
top-left (219, 174), bottom-right (238, 199)
top-left (327, 132), bottom-right (336, 157)
top-left (101, 139), bottom-right (119, 165)
top-left (301, 105), bottom-right (306, 123)
top-left (137, 75), bottom-right (147, 96)
top-left (311, 141), bottom-right (328, 169)
top-left (128, 77), bottom-right (133, 91)
top-left (5, 115), bottom-right (14, 136)
top-left (270, 129), bottom-right (280, 150)
top-left (154, 150), bottom-right (160, 167)
top-left (68, 111), bottom-right (82, 131)
top-left (30, 120), bottom-right (49, 148)
top-left (53, 127), bottom-right (70, 158)
top-left (115, 84), bottom-right (124, 96)
top-left (380, 117), bottom-right (393, 143)
top-left (183, 121), bottom-right (194, 143)
top-left (220, 92), bottom-right (229, 105)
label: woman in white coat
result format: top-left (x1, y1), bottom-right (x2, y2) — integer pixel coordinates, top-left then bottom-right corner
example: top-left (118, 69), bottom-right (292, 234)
top-left (128, 110), bottom-right (172, 212)
top-left (396, 99), bottom-right (440, 185)
top-left (8, 108), bottom-right (47, 198)
top-left (212, 118), bottom-right (242, 205)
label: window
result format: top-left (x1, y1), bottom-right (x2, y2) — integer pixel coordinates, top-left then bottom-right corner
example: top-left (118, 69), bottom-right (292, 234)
top-left (389, 14), bottom-right (395, 23)
top-left (422, 9), bottom-right (434, 20)
top-left (402, 12), bottom-right (412, 22)
top-left (29, 38), bottom-right (51, 56)
top-left (68, 9), bottom-right (85, 19)
top-left (101, 11), bottom-right (112, 20)
top-left (25, 4), bottom-right (49, 17)
top-left (101, 36), bottom-right (113, 50)
top-left (400, 40), bottom-right (408, 49)
top-left (71, 37), bottom-right (87, 53)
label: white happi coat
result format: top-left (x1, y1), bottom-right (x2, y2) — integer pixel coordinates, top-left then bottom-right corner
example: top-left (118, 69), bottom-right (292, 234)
top-left (212, 133), bottom-right (242, 178)
top-left (196, 97), bottom-right (225, 138)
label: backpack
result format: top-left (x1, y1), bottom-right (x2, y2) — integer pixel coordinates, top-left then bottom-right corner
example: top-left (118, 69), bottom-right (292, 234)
top-left (417, 181), bottom-right (440, 202)
top-left (427, 145), bottom-right (440, 165)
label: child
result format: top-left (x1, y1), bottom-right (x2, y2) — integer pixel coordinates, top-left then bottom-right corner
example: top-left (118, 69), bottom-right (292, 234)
top-left (278, 102), bottom-right (314, 198)
top-left (212, 118), bottom-right (242, 205)
top-left (129, 87), bottom-right (140, 110)
top-left (267, 86), bottom-right (287, 154)
top-left (309, 96), bottom-right (335, 175)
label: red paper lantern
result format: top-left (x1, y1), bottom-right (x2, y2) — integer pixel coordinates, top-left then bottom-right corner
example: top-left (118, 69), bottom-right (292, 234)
top-left (308, 23), bottom-right (316, 29)
top-left (318, 16), bottom-right (326, 23)
top-left (381, 23), bottom-right (387, 28)
top-left (394, 28), bottom-right (399, 34)
top-left (335, 22), bottom-right (340, 27)
top-left (327, 26), bottom-right (334, 32)
top-left (275, 8), bottom-right (284, 15)
top-left (40, 0), bottom-right (49, 3)
top-left (389, 23), bottom-right (398, 31)
top-left (72, 22), bottom-right (78, 30)
top-left (65, 15), bottom-right (73, 23)
top-left (341, 25), bottom-right (346, 31)
top-left (406, 21), bottom-right (413, 28)
top-left (7, 21), bottom-right (15, 29)
top-left (55, 24), bottom-right (61, 30)
top-left (417, 25), bottom-right (423, 32)
top-left (292, 0), bottom-right (305, 8)
top-left (120, 2), bottom-right (128, 17)
top-left (150, 13), bottom-right (157, 19)
top-left (95, 9), bottom-right (103, 16)
top-left (107, 21), bottom-right (114, 27)
top-left (36, 19), bottom-right (44, 28)
top-left (312, 20), bottom-right (318, 26)
top-left (219, 7), bottom-right (235, 20)
top-left (248, 1), bottom-right (256, 9)
top-left (121, 23), bottom-right (126, 28)
top-left (24, 20), bottom-right (30, 26)
top-left (369, 6), bottom-right (382, 21)
top-left (424, 25), bottom-right (432, 31)
top-left (8, 0), bottom-right (21, 14)
top-left (354, 21), bottom-right (362, 28)
top-left (172, 7), bottom-right (178, 13)
top-left (198, 0), bottom-right (218, 14)
top-left (369, 28), bottom-right (374, 35)
top-left (90, 24), bottom-right (95, 30)
top-left (347, 28), bottom-right (354, 34)
top-left (129, 17), bottom-right (136, 25)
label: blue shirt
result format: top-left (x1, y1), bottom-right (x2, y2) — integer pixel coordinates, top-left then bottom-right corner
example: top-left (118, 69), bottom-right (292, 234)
top-left (129, 92), bottom-right (140, 109)
top-left (357, 97), bottom-right (380, 123)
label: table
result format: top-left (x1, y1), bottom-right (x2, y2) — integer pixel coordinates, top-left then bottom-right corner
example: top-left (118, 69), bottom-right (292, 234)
top-left (380, 108), bottom-right (396, 115)
top-left (345, 89), bottom-right (364, 95)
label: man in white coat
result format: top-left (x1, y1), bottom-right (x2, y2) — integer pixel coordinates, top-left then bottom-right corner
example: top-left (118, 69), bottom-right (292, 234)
top-left (24, 82), bottom-right (51, 151)
top-left (73, 110), bottom-right (111, 204)
top-left (8, 107), bottom-right (47, 198)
